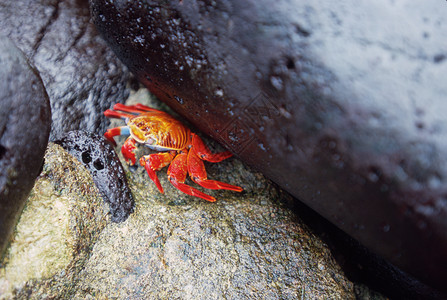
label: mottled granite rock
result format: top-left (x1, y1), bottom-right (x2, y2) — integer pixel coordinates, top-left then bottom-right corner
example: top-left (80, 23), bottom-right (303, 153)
top-left (0, 0), bottom-right (131, 140)
top-left (89, 0), bottom-right (447, 292)
top-left (0, 96), bottom-right (384, 300)
top-left (0, 36), bottom-right (51, 258)
top-left (0, 143), bottom-right (108, 298)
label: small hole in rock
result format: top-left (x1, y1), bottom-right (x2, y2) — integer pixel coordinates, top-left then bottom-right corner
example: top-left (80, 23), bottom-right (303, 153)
top-left (0, 144), bottom-right (6, 159)
top-left (82, 151), bottom-right (92, 164)
top-left (294, 24), bottom-right (311, 37)
top-left (415, 121), bottom-right (424, 130)
top-left (367, 166), bottom-right (382, 183)
top-left (93, 159), bottom-right (104, 170)
top-left (433, 54), bottom-right (446, 64)
top-left (286, 58), bottom-right (295, 70)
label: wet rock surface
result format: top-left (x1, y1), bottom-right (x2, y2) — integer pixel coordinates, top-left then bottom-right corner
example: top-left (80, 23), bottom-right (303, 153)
top-left (0, 109), bottom-right (385, 299)
top-left (90, 0), bottom-right (447, 293)
top-left (0, 37), bottom-right (51, 258)
top-left (0, 143), bottom-right (109, 298)
top-left (0, 0), bottom-right (131, 140)
top-left (56, 130), bottom-right (134, 222)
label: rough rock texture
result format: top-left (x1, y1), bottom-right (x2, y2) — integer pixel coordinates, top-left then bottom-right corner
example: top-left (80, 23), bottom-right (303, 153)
top-left (0, 104), bottom-right (385, 300)
top-left (0, 0), bottom-right (131, 140)
top-left (0, 143), bottom-right (109, 299)
top-left (90, 0), bottom-right (447, 293)
top-left (0, 36), bottom-right (51, 258)
top-left (56, 130), bottom-right (134, 222)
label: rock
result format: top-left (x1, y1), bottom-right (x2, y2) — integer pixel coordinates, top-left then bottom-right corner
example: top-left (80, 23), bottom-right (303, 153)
top-left (0, 124), bottom-right (385, 300)
top-left (0, 0), bottom-right (131, 140)
top-left (90, 0), bottom-right (447, 293)
top-left (55, 130), bottom-right (134, 222)
top-left (0, 143), bottom-right (109, 298)
top-left (0, 36), bottom-right (51, 258)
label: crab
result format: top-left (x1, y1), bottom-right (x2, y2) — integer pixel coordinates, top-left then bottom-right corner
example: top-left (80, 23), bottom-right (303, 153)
top-left (104, 103), bottom-right (243, 202)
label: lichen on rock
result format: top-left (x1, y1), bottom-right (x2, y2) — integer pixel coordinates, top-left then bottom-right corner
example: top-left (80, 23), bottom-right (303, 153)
top-left (0, 143), bottom-right (109, 299)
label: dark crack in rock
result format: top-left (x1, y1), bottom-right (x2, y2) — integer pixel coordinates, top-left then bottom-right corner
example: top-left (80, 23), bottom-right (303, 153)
top-left (0, 36), bottom-right (51, 258)
top-left (0, 0), bottom-right (131, 140)
top-left (56, 130), bottom-right (134, 222)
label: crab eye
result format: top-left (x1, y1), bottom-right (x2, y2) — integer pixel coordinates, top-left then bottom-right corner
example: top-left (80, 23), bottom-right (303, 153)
top-left (145, 137), bottom-right (155, 145)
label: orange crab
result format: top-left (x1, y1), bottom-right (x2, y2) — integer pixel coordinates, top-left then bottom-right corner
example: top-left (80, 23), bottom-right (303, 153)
top-left (104, 103), bottom-right (243, 202)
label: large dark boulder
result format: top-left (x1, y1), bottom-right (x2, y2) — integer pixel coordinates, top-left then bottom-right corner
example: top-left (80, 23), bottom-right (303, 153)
top-left (0, 37), bottom-right (51, 257)
top-left (0, 0), bottom-right (133, 258)
top-left (89, 0), bottom-right (447, 293)
top-left (0, 0), bottom-right (131, 140)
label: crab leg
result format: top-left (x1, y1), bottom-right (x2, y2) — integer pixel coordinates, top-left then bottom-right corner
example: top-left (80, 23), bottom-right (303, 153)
top-left (187, 150), bottom-right (243, 192)
top-left (104, 126), bottom-right (130, 146)
top-left (104, 109), bottom-right (134, 120)
top-left (168, 153), bottom-right (217, 202)
top-left (191, 133), bottom-right (233, 163)
top-left (140, 152), bottom-right (176, 193)
top-left (113, 103), bottom-right (161, 114)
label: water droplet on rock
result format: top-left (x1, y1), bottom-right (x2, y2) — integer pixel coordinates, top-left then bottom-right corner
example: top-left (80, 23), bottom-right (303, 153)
top-left (215, 88), bottom-right (224, 97)
top-left (174, 95), bottom-right (184, 104)
top-left (270, 76), bottom-right (284, 91)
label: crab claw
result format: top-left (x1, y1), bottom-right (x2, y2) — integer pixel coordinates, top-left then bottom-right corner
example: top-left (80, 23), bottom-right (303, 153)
top-left (140, 152), bottom-right (176, 193)
top-left (122, 137), bottom-right (137, 165)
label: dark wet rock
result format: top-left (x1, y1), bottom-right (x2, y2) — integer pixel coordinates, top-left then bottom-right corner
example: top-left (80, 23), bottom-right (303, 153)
top-left (0, 101), bottom-right (385, 299)
top-left (90, 0), bottom-right (447, 294)
top-left (0, 0), bottom-right (131, 140)
top-left (0, 36), bottom-right (51, 258)
top-left (55, 130), bottom-right (134, 222)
